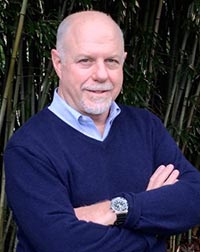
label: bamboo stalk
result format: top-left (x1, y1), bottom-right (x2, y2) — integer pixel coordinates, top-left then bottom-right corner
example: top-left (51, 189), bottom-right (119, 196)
top-left (20, 70), bottom-right (25, 125)
top-left (153, 0), bottom-right (163, 37)
top-left (171, 235), bottom-right (176, 252)
top-left (8, 43), bottom-right (23, 138)
top-left (38, 0), bottom-right (74, 111)
top-left (7, 224), bottom-right (16, 252)
top-left (170, 72), bottom-right (188, 124)
top-left (170, 30), bottom-right (190, 124)
top-left (166, 11), bottom-right (181, 102)
top-left (149, 0), bottom-right (163, 73)
top-left (38, 61), bottom-right (54, 110)
top-left (143, 0), bottom-right (151, 32)
top-left (181, 79), bottom-right (200, 153)
top-left (0, 0), bottom-right (28, 135)
top-left (3, 211), bottom-right (13, 246)
top-left (164, 30), bottom-right (190, 127)
top-left (177, 35), bottom-right (198, 139)
top-left (164, 79), bottom-right (177, 127)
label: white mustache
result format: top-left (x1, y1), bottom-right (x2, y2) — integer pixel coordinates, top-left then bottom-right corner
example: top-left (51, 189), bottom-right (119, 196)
top-left (82, 84), bottom-right (113, 91)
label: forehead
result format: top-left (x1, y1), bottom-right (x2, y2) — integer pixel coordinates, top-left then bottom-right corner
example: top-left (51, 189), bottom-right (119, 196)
top-left (64, 17), bottom-right (124, 54)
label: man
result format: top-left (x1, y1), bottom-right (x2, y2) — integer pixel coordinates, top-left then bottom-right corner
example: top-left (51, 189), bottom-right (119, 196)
top-left (4, 10), bottom-right (200, 252)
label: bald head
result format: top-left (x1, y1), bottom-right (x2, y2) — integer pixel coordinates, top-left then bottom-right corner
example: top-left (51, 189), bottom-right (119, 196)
top-left (56, 11), bottom-right (125, 59)
top-left (51, 10), bottom-right (127, 120)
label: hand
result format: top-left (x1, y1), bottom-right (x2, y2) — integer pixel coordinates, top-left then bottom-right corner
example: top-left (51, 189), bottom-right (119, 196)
top-left (146, 164), bottom-right (179, 191)
top-left (74, 164), bottom-right (179, 225)
top-left (74, 200), bottom-right (116, 226)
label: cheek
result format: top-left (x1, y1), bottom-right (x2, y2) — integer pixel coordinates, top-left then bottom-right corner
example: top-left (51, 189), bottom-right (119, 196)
top-left (110, 71), bottom-right (123, 98)
top-left (111, 70), bottom-right (123, 88)
top-left (61, 69), bottom-right (83, 89)
top-left (70, 69), bottom-right (93, 87)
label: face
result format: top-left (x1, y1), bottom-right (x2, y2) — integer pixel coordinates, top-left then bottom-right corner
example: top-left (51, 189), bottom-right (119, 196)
top-left (52, 16), bottom-right (126, 120)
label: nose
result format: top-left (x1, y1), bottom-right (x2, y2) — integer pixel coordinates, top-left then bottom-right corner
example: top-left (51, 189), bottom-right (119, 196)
top-left (92, 61), bottom-right (108, 82)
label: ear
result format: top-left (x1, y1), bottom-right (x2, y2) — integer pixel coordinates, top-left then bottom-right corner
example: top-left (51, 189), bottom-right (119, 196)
top-left (124, 52), bottom-right (127, 61)
top-left (51, 49), bottom-right (62, 79)
top-left (121, 52), bottom-right (127, 66)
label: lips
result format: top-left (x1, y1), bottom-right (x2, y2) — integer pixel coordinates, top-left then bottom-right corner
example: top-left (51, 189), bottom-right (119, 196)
top-left (89, 90), bottom-right (107, 93)
top-left (82, 84), bottom-right (113, 93)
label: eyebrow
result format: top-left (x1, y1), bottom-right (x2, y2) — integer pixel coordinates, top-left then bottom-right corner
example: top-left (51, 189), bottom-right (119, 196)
top-left (75, 54), bottom-right (122, 59)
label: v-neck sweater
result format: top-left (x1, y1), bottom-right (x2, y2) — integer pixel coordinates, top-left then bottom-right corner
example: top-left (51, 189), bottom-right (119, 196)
top-left (4, 105), bottom-right (200, 252)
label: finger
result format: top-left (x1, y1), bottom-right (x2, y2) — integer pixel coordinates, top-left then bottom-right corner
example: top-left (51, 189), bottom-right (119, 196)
top-left (150, 164), bottom-right (174, 184)
top-left (163, 169), bottom-right (180, 186)
top-left (154, 164), bottom-right (174, 183)
top-left (146, 164), bottom-right (175, 191)
top-left (146, 165), bottom-right (165, 191)
top-left (148, 165), bottom-right (166, 181)
top-left (146, 165), bottom-right (165, 190)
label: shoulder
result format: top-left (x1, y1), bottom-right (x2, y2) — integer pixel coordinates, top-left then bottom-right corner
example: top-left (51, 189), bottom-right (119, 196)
top-left (114, 104), bottom-right (169, 142)
top-left (118, 104), bottom-right (162, 125)
top-left (6, 107), bottom-right (58, 149)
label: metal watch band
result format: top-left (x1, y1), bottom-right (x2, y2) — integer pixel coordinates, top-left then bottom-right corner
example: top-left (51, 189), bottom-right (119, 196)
top-left (114, 213), bottom-right (127, 226)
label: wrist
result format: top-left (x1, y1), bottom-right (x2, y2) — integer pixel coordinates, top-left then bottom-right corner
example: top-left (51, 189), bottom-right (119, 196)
top-left (101, 200), bottom-right (117, 225)
top-left (110, 197), bottom-right (129, 226)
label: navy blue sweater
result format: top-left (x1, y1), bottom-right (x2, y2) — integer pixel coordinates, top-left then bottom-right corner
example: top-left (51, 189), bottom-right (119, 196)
top-left (4, 105), bottom-right (200, 252)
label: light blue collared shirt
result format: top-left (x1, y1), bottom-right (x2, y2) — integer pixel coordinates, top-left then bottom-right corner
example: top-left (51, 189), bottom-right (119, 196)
top-left (48, 89), bottom-right (121, 141)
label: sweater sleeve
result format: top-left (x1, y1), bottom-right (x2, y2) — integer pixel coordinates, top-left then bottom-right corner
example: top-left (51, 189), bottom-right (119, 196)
top-left (122, 113), bottom-right (200, 235)
top-left (4, 145), bottom-right (158, 252)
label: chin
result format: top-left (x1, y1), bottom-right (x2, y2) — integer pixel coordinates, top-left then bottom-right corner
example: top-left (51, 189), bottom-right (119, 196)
top-left (82, 101), bottom-right (112, 115)
top-left (84, 107), bottom-right (108, 115)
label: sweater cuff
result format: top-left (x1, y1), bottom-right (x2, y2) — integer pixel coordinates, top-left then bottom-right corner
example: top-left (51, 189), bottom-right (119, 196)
top-left (120, 192), bottom-right (141, 229)
top-left (112, 192), bottom-right (162, 250)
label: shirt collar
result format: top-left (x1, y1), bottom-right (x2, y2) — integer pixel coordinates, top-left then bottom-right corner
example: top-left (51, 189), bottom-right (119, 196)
top-left (48, 88), bottom-right (121, 140)
top-left (49, 88), bottom-right (120, 121)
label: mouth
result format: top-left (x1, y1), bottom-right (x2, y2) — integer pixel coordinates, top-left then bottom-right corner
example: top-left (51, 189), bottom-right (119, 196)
top-left (83, 84), bottom-right (113, 94)
top-left (89, 90), bottom-right (107, 94)
top-left (88, 91), bottom-right (112, 99)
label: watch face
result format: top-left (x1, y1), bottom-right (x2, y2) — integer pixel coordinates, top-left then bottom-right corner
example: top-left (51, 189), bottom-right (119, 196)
top-left (111, 197), bottom-right (128, 213)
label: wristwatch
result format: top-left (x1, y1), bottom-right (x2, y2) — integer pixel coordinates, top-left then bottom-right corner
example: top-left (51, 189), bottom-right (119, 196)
top-left (110, 197), bottom-right (128, 226)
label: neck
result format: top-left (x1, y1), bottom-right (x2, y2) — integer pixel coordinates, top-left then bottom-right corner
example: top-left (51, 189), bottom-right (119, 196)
top-left (89, 112), bottom-right (109, 136)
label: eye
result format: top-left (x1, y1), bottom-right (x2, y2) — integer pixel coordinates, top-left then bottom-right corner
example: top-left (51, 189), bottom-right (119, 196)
top-left (105, 58), bottom-right (120, 69)
top-left (107, 59), bottom-right (118, 63)
top-left (77, 58), bottom-right (94, 67)
top-left (79, 58), bottom-right (89, 63)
